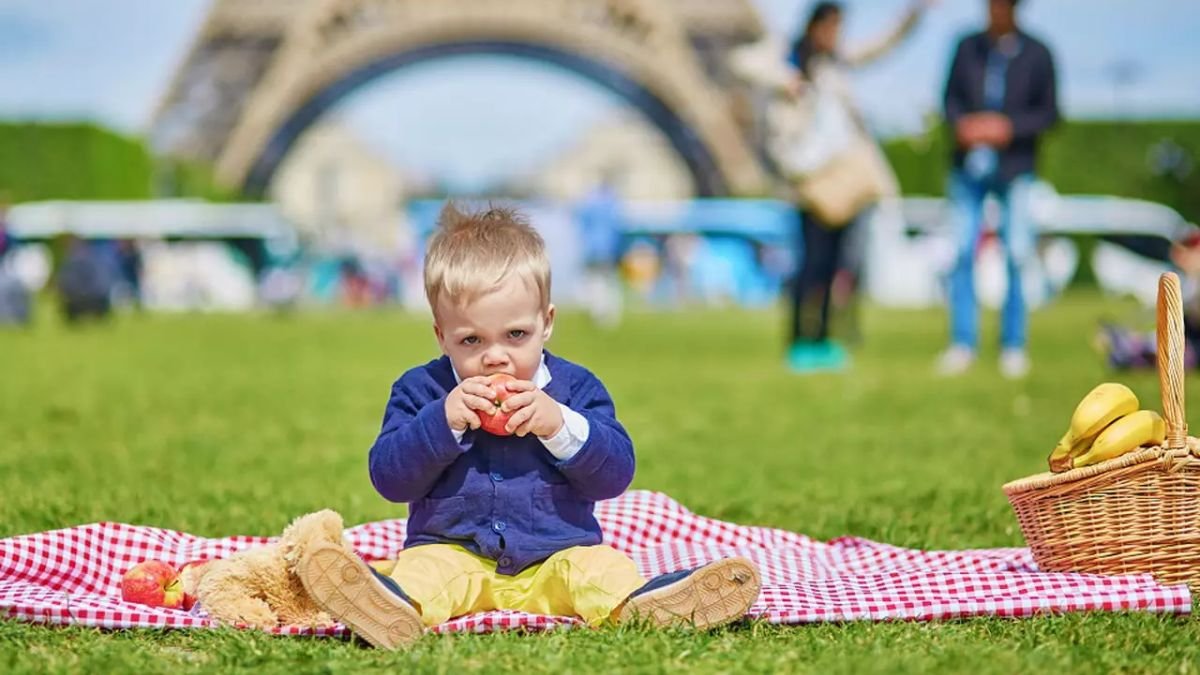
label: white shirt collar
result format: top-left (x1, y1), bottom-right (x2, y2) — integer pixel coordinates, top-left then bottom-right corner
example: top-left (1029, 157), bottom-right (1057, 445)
top-left (451, 353), bottom-right (552, 388)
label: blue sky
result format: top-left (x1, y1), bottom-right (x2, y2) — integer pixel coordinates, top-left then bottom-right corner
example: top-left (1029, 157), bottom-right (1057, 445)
top-left (1, 0), bottom-right (1197, 189)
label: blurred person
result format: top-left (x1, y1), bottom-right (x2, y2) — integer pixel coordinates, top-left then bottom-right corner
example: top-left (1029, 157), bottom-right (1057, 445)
top-left (113, 238), bottom-right (144, 309)
top-left (0, 271), bottom-right (29, 326)
top-left (294, 203), bottom-right (760, 649)
top-left (0, 201), bottom-right (30, 326)
top-left (575, 176), bottom-right (624, 328)
top-left (732, 1), bottom-right (932, 373)
top-left (0, 200), bottom-right (14, 261)
top-left (619, 237), bottom-right (661, 301)
top-left (339, 255), bottom-right (371, 308)
top-left (935, 0), bottom-right (1059, 379)
top-left (664, 233), bottom-right (702, 305)
top-left (259, 264), bottom-right (304, 314)
top-left (55, 235), bottom-right (112, 323)
top-left (1097, 233), bottom-right (1200, 370)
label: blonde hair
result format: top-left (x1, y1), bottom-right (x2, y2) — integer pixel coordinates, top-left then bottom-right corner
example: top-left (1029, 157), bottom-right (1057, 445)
top-left (423, 203), bottom-right (551, 312)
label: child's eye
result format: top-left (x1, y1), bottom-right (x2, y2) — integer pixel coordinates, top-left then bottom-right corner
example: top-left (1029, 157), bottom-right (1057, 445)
top-left (461, 336), bottom-right (480, 346)
top-left (508, 330), bottom-right (526, 340)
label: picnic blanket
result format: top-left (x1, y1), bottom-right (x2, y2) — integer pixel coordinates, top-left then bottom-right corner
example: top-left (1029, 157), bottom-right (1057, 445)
top-left (0, 490), bottom-right (1189, 635)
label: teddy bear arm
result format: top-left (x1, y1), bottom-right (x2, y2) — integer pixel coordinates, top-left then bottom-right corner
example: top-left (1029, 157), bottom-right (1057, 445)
top-left (197, 565), bottom-right (281, 629)
top-left (204, 586), bottom-right (278, 629)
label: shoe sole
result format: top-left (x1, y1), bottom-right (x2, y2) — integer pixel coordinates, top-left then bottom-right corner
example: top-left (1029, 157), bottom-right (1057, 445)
top-left (297, 542), bottom-right (423, 649)
top-left (618, 557), bottom-right (761, 630)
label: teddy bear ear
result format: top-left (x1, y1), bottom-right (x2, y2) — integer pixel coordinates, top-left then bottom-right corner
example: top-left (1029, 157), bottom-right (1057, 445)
top-left (315, 509), bottom-right (346, 532)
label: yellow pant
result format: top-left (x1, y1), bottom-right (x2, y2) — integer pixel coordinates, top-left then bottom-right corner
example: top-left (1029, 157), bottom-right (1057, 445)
top-left (370, 544), bottom-right (646, 626)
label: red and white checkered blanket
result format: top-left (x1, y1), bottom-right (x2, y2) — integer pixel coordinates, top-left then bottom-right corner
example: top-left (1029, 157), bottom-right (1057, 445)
top-left (1, 490), bottom-right (1189, 635)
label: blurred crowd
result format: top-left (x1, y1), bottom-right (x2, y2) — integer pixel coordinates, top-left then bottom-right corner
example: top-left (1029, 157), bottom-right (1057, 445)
top-left (0, 213), bottom-right (145, 325)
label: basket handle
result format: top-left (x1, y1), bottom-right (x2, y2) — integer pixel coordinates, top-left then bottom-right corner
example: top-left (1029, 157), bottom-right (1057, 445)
top-left (1157, 272), bottom-right (1189, 451)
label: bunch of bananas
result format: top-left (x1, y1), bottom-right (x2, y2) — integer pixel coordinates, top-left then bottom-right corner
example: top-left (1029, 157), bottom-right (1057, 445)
top-left (1047, 383), bottom-right (1166, 472)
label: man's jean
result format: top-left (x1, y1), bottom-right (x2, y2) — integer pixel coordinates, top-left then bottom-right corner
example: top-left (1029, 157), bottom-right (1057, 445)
top-left (947, 170), bottom-right (1037, 351)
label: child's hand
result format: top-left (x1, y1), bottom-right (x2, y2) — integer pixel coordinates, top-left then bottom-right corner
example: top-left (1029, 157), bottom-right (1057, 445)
top-left (444, 376), bottom-right (499, 432)
top-left (498, 380), bottom-right (565, 439)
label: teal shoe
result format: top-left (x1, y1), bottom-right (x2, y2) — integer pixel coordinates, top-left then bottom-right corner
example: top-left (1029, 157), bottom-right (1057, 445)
top-left (788, 341), bottom-right (849, 373)
top-left (813, 340), bottom-right (850, 370)
top-left (787, 343), bottom-right (816, 371)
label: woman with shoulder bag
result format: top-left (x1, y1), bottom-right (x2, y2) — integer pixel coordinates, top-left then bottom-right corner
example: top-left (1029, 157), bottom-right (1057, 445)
top-left (732, 1), bottom-right (931, 372)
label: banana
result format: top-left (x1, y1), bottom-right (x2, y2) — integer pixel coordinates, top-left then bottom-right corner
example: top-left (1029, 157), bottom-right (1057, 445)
top-left (1072, 410), bottom-right (1166, 469)
top-left (1047, 383), bottom-right (1139, 472)
top-left (1047, 434), bottom-right (1093, 472)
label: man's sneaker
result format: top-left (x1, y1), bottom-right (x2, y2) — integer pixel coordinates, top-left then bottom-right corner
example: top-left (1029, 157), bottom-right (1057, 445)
top-left (615, 557), bottom-right (761, 630)
top-left (935, 345), bottom-right (976, 376)
top-left (297, 542), bottom-right (423, 649)
top-left (999, 348), bottom-right (1031, 380)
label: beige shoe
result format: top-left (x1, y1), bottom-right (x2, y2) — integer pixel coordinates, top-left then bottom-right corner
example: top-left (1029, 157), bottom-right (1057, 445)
top-left (297, 542), bottom-right (424, 649)
top-left (616, 557), bottom-right (761, 630)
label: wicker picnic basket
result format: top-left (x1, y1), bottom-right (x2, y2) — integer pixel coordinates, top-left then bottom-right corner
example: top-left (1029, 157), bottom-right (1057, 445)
top-left (1003, 272), bottom-right (1200, 588)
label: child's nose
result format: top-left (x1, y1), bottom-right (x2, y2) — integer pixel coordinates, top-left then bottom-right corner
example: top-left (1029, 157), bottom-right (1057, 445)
top-left (482, 347), bottom-right (508, 367)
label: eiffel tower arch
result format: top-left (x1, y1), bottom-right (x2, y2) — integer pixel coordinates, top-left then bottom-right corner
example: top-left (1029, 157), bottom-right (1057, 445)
top-left (150, 0), bottom-right (771, 197)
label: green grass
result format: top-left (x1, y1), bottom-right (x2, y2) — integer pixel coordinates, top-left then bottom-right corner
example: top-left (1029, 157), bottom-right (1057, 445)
top-left (2, 293), bottom-right (1199, 673)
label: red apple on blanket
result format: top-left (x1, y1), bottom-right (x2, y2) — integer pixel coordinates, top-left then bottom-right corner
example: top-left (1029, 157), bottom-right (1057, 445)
top-left (179, 559), bottom-right (213, 611)
top-left (479, 373), bottom-right (518, 436)
top-left (121, 560), bottom-right (184, 609)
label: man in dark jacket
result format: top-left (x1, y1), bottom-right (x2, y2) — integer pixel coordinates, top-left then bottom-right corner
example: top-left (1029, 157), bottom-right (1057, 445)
top-left (936, 0), bottom-right (1058, 379)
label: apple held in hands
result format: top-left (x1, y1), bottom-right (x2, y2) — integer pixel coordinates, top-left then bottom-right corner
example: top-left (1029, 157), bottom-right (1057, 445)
top-left (479, 373), bottom-right (517, 436)
top-left (121, 560), bottom-right (185, 609)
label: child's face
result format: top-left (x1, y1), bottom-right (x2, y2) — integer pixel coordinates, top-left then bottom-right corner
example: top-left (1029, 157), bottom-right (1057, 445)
top-left (433, 275), bottom-right (554, 382)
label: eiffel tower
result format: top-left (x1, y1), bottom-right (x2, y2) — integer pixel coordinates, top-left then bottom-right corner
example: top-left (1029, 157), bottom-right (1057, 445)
top-left (149, 0), bottom-right (773, 197)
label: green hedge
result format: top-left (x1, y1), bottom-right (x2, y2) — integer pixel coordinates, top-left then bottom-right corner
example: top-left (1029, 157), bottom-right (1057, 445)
top-left (0, 122), bottom-right (233, 203)
top-left (1, 120), bottom-right (1196, 223)
top-left (0, 122), bottom-right (152, 201)
top-left (883, 119), bottom-right (1200, 224)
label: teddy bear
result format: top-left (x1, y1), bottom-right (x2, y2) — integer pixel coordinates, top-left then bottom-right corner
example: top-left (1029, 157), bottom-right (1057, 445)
top-left (185, 509), bottom-right (358, 629)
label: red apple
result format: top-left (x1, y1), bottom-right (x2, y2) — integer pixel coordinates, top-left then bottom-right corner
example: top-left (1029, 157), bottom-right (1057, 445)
top-left (178, 559), bottom-right (213, 611)
top-left (121, 560), bottom-right (184, 609)
top-left (479, 373), bottom-right (517, 436)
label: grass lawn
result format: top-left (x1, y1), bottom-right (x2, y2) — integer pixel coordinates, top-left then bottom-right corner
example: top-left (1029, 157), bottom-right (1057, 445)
top-left (2, 293), bottom-right (1199, 673)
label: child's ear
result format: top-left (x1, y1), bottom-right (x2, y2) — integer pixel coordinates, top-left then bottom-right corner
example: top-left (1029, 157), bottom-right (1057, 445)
top-left (432, 322), bottom-right (446, 349)
top-left (542, 305), bottom-right (556, 342)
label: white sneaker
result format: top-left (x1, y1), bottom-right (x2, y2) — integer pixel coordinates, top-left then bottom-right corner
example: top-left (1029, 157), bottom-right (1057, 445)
top-left (999, 349), bottom-right (1031, 380)
top-left (936, 345), bottom-right (976, 376)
